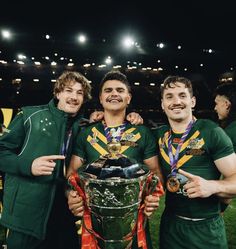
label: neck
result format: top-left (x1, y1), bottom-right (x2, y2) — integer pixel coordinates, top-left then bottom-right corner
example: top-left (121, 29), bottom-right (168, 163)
top-left (169, 116), bottom-right (194, 133)
top-left (103, 111), bottom-right (126, 126)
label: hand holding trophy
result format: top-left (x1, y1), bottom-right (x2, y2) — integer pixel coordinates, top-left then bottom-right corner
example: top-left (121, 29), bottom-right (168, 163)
top-left (68, 142), bottom-right (160, 249)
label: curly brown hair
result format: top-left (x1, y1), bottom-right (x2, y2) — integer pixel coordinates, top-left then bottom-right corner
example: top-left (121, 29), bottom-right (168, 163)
top-left (53, 71), bottom-right (92, 102)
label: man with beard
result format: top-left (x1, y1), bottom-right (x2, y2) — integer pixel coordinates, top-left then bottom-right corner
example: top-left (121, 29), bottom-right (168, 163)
top-left (152, 76), bottom-right (236, 249)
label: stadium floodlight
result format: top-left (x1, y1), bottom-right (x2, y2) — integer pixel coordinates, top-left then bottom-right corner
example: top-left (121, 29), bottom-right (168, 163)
top-left (157, 43), bottom-right (165, 48)
top-left (1, 29), bottom-right (12, 39)
top-left (78, 34), bottom-right (87, 44)
top-left (105, 56), bottom-right (112, 65)
top-left (18, 54), bottom-right (26, 60)
top-left (122, 36), bottom-right (135, 48)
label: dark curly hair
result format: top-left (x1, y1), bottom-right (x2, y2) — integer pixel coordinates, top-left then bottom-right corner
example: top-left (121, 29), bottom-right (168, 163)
top-left (99, 70), bottom-right (131, 95)
top-left (214, 82), bottom-right (236, 127)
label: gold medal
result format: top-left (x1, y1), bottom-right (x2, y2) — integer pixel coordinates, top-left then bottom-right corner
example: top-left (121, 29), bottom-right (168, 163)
top-left (166, 176), bottom-right (180, 192)
top-left (107, 139), bottom-right (122, 158)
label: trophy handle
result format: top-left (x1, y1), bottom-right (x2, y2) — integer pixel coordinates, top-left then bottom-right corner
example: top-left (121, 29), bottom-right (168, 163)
top-left (142, 173), bottom-right (164, 200)
top-left (68, 172), bottom-right (86, 199)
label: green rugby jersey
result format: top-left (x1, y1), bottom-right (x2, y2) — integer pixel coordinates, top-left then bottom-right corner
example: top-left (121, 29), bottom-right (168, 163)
top-left (224, 120), bottom-right (236, 152)
top-left (73, 122), bottom-right (157, 165)
top-left (152, 119), bottom-right (234, 218)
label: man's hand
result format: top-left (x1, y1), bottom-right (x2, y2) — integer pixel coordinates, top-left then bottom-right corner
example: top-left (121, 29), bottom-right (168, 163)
top-left (179, 169), bottom-right (216, 198)
top-left (144, 194), bottom-right (160, 217)
top-left (89, 111), bottom-right (104, 123)
top-left (88, 111), bottom-right (143, 125)
top-left (31, 155), bottom-right (65, 176)
top-left (68, 190), bottom-right (84, 217)
top-left (126, 112), bottom-right (143, 125)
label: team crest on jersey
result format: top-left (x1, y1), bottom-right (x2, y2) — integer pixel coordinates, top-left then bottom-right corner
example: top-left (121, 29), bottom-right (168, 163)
top-left (172, 138), bottom-right (181, 144)
top-left (90, 131), bottom-right (99, 145)
top-left (121, 132), bottom-right (138, 147)
top-left (186, 138), bottom-right (205, 155)
top-left (122, 132), bottom-right (135, 141)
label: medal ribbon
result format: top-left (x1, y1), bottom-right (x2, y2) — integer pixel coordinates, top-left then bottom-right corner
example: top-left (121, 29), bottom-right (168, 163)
top-left (103, 121), bottom-right (126, 143)
top-left (167, 120), bottom-right (194, 175)
top-left (61, 129), bottom-right (72, 156)
top-left (68, 173), bottom-right (100, 249)
top-left (61, 129), bottom-right (72, 176)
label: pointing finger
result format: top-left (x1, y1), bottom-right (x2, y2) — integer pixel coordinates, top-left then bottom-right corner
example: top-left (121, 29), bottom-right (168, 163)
top-left (178, 169), bottom-right (195, 180)
top-left (43, 155), bottom-right (65, 161)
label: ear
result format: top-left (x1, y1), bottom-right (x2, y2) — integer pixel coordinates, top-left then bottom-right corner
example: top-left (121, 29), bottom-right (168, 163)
top-left (225, 99), bottom-right (231, 110)
top-left (191, 96), bottom-right (196, 108)
top-left (161, 100), bottom-right (164, 111)
top-left (127, 93), bottom-right (132, 105)
top-left (56, 92), bottom-right (60, 100)
top-left (99, 94), bottom-right (103, 105)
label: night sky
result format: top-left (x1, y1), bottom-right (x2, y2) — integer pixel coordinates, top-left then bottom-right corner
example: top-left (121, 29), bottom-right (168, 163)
top-left (0, 0), bottom-right (235, 113)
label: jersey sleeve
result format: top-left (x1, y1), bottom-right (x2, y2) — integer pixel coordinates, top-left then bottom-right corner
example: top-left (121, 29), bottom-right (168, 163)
top-left (72, 128), bottom-right (87, 160)
top-left (209, 126), bottom-right (234, 161)
top-left (225, 128), bottom-right (236, 152)
top-left (151, 126), bottom-right (164, 155)
top-left (142, 126), bottom-right (158, 160)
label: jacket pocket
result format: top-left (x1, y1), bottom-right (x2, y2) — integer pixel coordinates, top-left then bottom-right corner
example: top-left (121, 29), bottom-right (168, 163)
top-left (3, 177), bottom-right (19, 214)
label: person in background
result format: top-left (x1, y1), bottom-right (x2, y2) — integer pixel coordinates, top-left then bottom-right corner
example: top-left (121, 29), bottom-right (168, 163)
top-left (214, 82), bottom-right (236, 211)
top-left (214, 82), bottom-right (236, 150)
top-left (152, 76), bottom-right (236, 249)
top-left (68, 70), bottom-right (164, 249)
top-left (0, 70), bottom-right (143, 249)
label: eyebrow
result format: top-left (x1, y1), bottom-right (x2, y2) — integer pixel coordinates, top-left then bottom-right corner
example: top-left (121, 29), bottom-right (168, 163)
top-left (65, 86), bottom-right (83, 92)
top-left (104, 87), bottom-right (126, 91)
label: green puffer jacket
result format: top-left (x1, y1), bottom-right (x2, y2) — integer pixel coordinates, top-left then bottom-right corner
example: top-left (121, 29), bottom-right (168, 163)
top-left (0, 99), bottom-right (83, 239)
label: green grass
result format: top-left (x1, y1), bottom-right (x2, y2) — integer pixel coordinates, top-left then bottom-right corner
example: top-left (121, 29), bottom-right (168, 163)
top-left (149, 197), bottom-right (236, 249)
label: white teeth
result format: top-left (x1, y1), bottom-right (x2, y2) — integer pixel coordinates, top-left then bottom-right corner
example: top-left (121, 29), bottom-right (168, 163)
top-left (68, 103), bottom-right (78, 107)
top-left (109, 99), bottom-right (120, 102)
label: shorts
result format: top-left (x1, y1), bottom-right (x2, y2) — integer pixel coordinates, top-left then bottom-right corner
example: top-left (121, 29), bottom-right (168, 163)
top-left (159, 211), bottom-right (228, 249)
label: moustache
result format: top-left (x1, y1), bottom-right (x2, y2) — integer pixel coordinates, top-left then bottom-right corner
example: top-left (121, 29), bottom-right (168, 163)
top-left (169, 104), bottom-right (186, 109)
top-left (106, 98), bottom-right (123, 102)
top-left (67, 100), bottom-right (80, 105)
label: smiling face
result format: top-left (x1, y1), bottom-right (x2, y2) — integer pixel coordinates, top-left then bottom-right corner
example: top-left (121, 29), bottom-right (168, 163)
top-left (99, 80), bottom-right (131, 113)
top-left (56, 81), bottom-right (84, 116)
top-left (161, 82), bottom-right (196, 123)
top-left (214, 95), bottom-right (230, 120)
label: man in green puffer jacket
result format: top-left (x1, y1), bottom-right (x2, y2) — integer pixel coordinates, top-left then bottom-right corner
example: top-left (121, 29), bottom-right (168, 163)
top-left (0, 71), bottom-right (92, 249)
top-left (0, 70), bottom-right (143, 249)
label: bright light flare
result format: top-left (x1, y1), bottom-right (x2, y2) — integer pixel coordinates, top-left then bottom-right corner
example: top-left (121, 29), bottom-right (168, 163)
top-left (122, 37), bottom-right (135, 48)
top-left (1, 29), bottom-right (12, 39)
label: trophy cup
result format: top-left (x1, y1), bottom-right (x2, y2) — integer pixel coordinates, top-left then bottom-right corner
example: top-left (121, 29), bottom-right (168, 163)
top-left (68, 140), bottom-right (160, 249)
